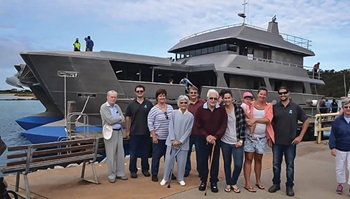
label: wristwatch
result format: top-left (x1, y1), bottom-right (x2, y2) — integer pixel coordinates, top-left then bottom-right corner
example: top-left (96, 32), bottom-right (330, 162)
top-left (239, 140), bottom-right (243, 144)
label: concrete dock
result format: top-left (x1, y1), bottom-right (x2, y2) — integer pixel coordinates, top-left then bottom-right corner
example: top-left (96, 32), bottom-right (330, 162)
top-left (3, 140), bottom-right (349, 199)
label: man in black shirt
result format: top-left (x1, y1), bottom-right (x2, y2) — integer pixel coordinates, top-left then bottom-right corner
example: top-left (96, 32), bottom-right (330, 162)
top-left (268, 86), bottom-right (309, 197)
top-left (125, 85), bottom-right (153, 178)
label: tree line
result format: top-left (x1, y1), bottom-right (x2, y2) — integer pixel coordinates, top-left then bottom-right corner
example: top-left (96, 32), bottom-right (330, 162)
top-left (316, 69), bottom-right (350, 98)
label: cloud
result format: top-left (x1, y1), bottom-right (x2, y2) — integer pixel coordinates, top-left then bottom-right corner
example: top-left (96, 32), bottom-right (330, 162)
top-left (0, 0), bottom-right (349, 90)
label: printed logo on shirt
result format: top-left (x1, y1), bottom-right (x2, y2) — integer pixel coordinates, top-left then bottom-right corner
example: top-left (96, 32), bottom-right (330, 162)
top-left (144, 105), bottom-right (147, 108)
top-left (289, 110), bottom-right (293, 114)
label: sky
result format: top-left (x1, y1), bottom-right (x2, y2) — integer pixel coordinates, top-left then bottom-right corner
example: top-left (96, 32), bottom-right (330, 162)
top-left (0, 0), bottom-right (349, 90)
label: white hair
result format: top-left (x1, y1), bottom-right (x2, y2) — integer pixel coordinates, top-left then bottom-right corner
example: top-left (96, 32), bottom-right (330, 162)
top-left (177, 95), bottom-right (189, 106)
top-left (206, 89), bottom-right (218, 98)
top-left (342, 98), bottom-right (350, 107)
top-left (107, 90), bottom-right (117, 96)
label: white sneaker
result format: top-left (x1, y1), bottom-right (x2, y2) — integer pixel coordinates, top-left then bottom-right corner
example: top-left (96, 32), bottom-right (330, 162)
top-left (160, 179), bottom-right (167, 186)
top-left (179, 181), bottom-right (186, 186)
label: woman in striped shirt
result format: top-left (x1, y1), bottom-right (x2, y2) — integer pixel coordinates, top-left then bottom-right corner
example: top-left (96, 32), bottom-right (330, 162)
top-left (148, 88), bottom-right (174, 182)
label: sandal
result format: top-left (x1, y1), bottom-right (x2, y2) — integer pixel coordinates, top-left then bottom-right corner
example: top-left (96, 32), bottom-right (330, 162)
top-left (224, 185), bottom-right (231, 192)
top-left (244, 186), bottom-right (256, 193)
top-left (255, 183), bottom-right (265, 190)
top-left (232, 185), bottom-right (241, 193)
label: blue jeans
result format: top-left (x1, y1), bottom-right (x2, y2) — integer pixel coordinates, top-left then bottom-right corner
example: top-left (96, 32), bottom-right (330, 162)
top-left (129, 135), bottom-right (151, 173)
top-left (185, 135), bottom-right (200, 173)
top-left (221, 142), bottom-right (244, 185)
top-left (197, 137), bottom-right (221, 184)
top-left (151, 140), bottom-right (167, 176)
top-left (272, 144), bottom-right (296, 187)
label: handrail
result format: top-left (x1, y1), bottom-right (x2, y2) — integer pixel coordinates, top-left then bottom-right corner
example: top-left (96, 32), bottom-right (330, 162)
top-left (179, 23), bottom-right (311, 49)
top-left (66, 112), bottom-right (90, 140)
top-left (314, 112), bottom-right (338, 144)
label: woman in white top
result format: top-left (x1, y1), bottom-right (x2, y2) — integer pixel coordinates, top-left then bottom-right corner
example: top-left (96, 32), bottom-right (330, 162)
top-left (220, 89), bottom-right (246, 193)
top-left (243, 87), bottom-right (274, 192)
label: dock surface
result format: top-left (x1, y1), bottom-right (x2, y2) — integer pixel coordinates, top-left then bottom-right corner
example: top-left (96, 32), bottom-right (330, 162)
top-left (4, 141), bottom-right (348, 199)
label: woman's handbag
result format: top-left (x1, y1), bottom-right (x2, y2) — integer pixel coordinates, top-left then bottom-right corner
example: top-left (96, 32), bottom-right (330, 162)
top-left (0, 136), bottom-right (7, 156)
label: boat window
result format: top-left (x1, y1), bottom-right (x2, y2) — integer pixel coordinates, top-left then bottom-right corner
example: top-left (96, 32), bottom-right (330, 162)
top-left (224, 74), bottom-right (265, 89)
top-left (269, 79), bottom-right (305, 93)
top-left (220, 44), bottom-right (227, 51)
top-left (110, 61), bottom-right (153, 82)
top-left (190, 50), bottom-right (196, 56)
top-left (227, 44), bottom-right (237, 52)
top-left (208, 47), bottom-right (214, 53)
top-left (214, 45), bottom-right (220, 52)
top-left (239, 46), bottom-right (248, 56)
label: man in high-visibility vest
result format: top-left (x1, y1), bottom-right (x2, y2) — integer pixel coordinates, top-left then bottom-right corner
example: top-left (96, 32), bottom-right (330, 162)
top-left (73, 38), bottom-right (81, 51)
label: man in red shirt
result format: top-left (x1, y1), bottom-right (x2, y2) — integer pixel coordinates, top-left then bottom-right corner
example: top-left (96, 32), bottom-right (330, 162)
top-left (185, 87), bottom-right (206, 177)
top-left (194, 89), bottom-right (227, 193)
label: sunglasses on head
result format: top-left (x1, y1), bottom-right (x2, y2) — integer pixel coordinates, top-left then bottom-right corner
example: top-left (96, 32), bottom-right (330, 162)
top-left (278, 91), bottom-right (289, 95)
top-left (135, 90), bottom-right (144, 93)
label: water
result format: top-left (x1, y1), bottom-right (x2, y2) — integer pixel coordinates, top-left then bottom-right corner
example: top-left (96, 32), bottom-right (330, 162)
top-left (0, 99), bottom-right (45, 166)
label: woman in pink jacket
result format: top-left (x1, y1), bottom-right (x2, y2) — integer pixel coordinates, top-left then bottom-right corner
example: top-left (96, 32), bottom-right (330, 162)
top-left (243, 86), bottom-right (274, 193)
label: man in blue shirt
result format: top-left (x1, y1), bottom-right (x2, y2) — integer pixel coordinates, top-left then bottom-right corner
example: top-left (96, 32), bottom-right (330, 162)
top-left (100, 90), bottom-right (127, 183)
top-left (86, 36), bottom-right (94, 51)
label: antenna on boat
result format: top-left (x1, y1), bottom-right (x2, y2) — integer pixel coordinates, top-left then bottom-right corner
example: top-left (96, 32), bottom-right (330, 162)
top-left (238, 0), bottom-right (247, 25)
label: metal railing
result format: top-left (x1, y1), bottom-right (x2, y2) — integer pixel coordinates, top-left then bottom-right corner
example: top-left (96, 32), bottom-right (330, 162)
top-left (314, 112), bottom-right (338, 144)
top-left (66, 112), bottom-right (90, 140)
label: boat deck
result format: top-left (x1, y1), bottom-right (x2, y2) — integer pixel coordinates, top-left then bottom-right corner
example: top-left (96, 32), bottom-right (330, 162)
top-left (3, 140), bottom-right (346, 199)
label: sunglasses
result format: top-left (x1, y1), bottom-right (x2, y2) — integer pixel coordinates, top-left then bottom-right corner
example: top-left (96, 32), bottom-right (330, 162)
top-left (278, 91), bottom-right (289, 95)
top-left (179, 102), bottom-right (188, 105)
top-left (135, 90), bottom-right (144, 93)
top-left (164, 112), bottom-right (169, 120)
top-left (190, 92), bottom-right (197, 94)
top-left (344, 106), bottom-right (350, 109)
top-left (209, 97), bottom-right (218, 100)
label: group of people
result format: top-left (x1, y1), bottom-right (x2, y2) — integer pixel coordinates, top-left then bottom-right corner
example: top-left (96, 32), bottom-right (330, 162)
top-left (73, 36), bottom-right (94, 51)
top-left (320, 97), bottom-right (339, 114)
top-left (98, 84), bottom-right (311, 197)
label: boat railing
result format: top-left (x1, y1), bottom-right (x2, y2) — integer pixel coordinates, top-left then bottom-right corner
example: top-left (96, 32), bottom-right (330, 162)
top-left (251, 57), bottom-right (303, 68)
top-left (66, 112), bottom-right (90, 140)
top-left (314, 112), bottom-right (338, 144)
top-left (280, 33), bottom-right (312, 50)
top-left (180, 23), bottom-right (311, 50)
top-left (180, 23), bottom-right (243, 41)
top-left (249, 56), bottom-right (321, 80)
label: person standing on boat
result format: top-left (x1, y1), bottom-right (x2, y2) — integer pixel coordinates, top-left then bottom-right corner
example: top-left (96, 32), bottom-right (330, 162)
top-left (160, 95), bottom-right (194, 186)
top-left (194, 89), bottom-right (227, 193)
top-left (147, 88), bottom-right (174, 182)
top-left (185, 86), bottom-right (205, 177)
top-left (100, 90), bottom-right (128, 183)
top-left (220, 89), bottom-right (246, 193)
top-left (86, 36), bottom-right (94, 51)
top-left (73, 38), bottom-right (80, 51)
top-left (329, 98), bottom-right (350, 195)
top-left (331, 98), bottom-right (338, 113)
top-left (179, 77), bottom-right (195, 94)
top-left (125, 85), bottom-right (153, 179)
top-left (313, 62), bottom-right (320, 76)
top-left (243, 86), bottom-right (274, 193)
top-left (268, 86), bottom-right (309, 197)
